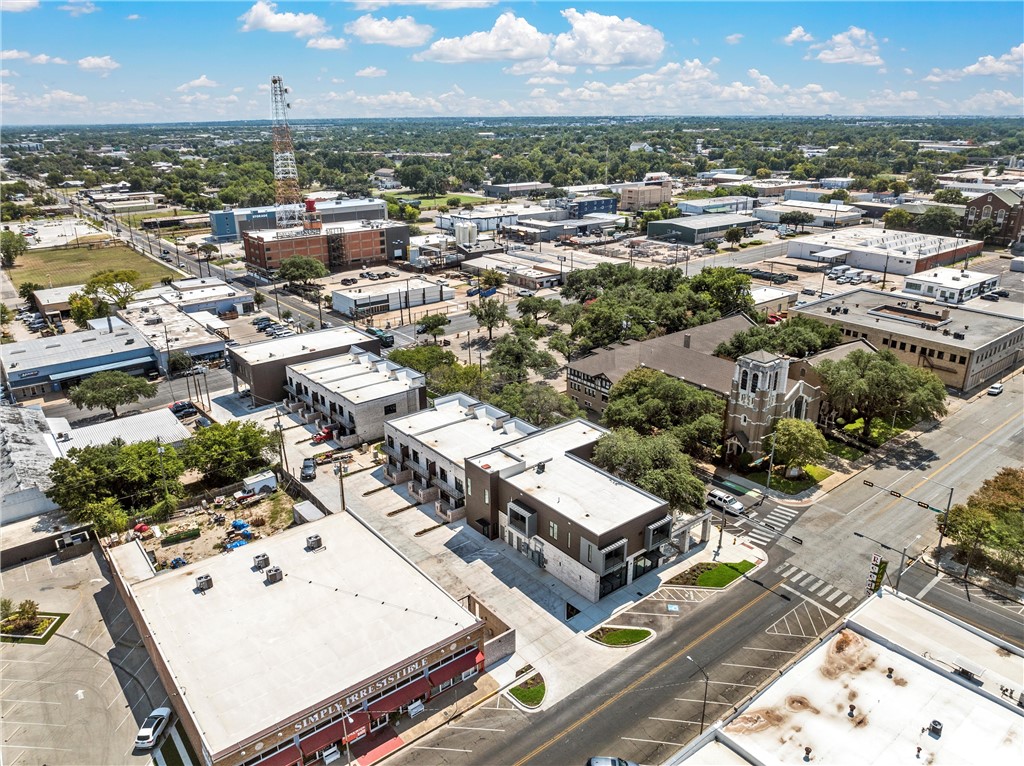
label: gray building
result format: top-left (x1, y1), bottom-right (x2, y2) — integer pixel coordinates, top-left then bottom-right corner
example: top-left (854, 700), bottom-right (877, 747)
top-left (647, 214), bottom-right (760, 244)
top-left (209, 197), bottom-right (387, 241)
top-left (0, 406), bottom-right (59, 525)
top-left (285, 349), bottom-right (427, 449)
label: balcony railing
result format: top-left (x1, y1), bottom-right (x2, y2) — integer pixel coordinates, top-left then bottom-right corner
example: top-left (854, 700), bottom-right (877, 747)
top-left (431, 475), bottom-right (464, 499)
top-left (404, 459), bottom-right (431, 478)
top-left (381, 442), bottom-right (402, 460)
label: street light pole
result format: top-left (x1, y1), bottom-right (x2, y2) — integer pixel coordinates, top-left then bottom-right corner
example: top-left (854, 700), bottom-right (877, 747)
top-left (336, 459), bottom-right (348, 514)
top-left (935, 484), bottom-right (956, 557)
top-left (340, 713), bottom-right (354, 766)
top-left (895, 534), bottom-right (921, 593)
top-left (687, 655), bottom-right (710, 735)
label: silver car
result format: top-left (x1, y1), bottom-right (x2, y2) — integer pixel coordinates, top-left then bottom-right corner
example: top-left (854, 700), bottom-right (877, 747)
top-left (135, 707), bottom-right (171, 750)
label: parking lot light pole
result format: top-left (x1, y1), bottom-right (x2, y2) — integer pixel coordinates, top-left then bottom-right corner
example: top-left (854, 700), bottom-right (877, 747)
top-left (687, 655), bottom-right (710, 734)
top-left (341, 713), bottom-right (355, 766)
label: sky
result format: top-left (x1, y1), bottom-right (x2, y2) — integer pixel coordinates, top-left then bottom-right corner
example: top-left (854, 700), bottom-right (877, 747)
top-left (1, 1), bottom-right (1022, 125)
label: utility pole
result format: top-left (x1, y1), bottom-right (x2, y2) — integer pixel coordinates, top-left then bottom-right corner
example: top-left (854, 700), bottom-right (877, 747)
top-left (687, 655), bottom-right (710, 735)
top-left (156, 436), bottom-right (171, 506)
top-left (336, 460), bottom-right (348, 513)
top-left (935, 485), bottom-right (956, 556)
top-left (895, 535), bottom-right (920, 593)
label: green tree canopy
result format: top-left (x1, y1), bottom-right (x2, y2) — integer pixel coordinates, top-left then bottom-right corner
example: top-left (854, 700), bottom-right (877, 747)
top-left (67, 370), bottom-right (158, 418)
top-left (715, 315), bottom-right (843, 359)
top-left (488, 328), bottom-right (556, 381)
top-left (932, 188), bottom-right (966, 204)
top-left (604, 368), bottom-right (725, 457)
top-left (941, 467), bottom-right (1024, 576)
top-left (387, 345), bottom-right (456, 373)
top-left (276, 256), bottom-right (328, 284)
top-left (779, 211), bottom-right (815, 231)
top-left (419, 313), bottom-right (449, 343)
top-left (468, 297), bottom-right (509, 341)
top-left (479, 269), bottom-right (507, 289)
top-left (591, 429), bottom-right (706, 512)
top-left (816, 349), bottom-right (948, 437)
top-left (882, 208), bottom-right (914, 231)
top-left (916, 205), bottom-right (963, 236)
top-left (516, 296), bottom-right (562, 323)
top-left (84, 269), bottom-right (149, 309)
top-left (724, 227), bottom-right (744, 247)
top-left (489, 382), bottom-right (582, 428)
top-left (428, 361), bottom-right (492, 399)
top-left (17, 282), bottom-right (44, 301)
top-left (768, 418), bottom-right (828, 469)
top-left (183, 420), bottom-right (278, 486)
top-left (1, 230), bottom-right (27, 268)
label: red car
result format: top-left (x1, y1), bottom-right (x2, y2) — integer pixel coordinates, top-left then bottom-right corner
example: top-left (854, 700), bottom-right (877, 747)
top-left (311, 428), bottom-right (333, 444)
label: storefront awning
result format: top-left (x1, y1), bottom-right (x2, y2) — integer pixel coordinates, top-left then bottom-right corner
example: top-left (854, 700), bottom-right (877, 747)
top-left (49, 357), bottom-right (153, 382)
top-left (299, 712), bottom-right (371, 757)
top-left (428, 651), bottom-right (484, 687)
top-left (258, 744), bottom-right (301, 766)
top-left (366, 677), bottom-right (431, 717)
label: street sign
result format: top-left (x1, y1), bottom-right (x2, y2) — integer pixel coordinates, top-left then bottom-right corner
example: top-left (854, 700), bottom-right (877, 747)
top-left (871, 553), bottom-right (882, 565)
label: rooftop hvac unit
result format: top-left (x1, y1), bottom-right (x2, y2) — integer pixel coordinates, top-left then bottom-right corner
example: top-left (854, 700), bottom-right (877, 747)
top-left (306, 534), bottom-right (323, 551)
top-left (929, 720), bottom-right (943, 738)
top-left (266, 566), bottom-right (284, 584)
top-left (253, 553), bottom-right (270, 570)
top-left (196, 574), bottom-right (213, 591)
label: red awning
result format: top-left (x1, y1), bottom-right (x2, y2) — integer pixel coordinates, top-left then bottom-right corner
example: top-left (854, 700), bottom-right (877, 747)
top-left (299, 721), bottom-right (344, 757)
top-left (428, 651), bottom-right (484, 687)
top-left (256, 745), bottom-right (300, 766)
top-left (366, 678), bottom-right (431, 717)
top-left (341, 711), bottom-right (371, 744)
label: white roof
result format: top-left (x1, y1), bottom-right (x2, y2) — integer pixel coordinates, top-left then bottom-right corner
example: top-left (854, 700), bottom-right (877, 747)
top-left (50, 408), bottom-right (192, 450)
top-left (718, 591), bottom-right (1024, 765)
top-left (750, 287), bottom-right (798, 304)
top-left (230, 327), bottom-right (376, 365)
top-left (333, 277), bottom-right (443, 299)
top-left (108, 512), bottom-right (480, 756)
top-left (907, 267), bottom-right (997, 289)
top-left (0, 406), bottom-right (59, 508)
top-left (287, 350), bottom-right (424, 405)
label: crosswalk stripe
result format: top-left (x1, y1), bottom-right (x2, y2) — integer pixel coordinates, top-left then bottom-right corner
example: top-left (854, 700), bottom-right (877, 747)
top-left (817, 586), bottom-right (833, 599)
top-left (808, 578), bottom-right (823, 591)
top-left (827, 589), bottom-right (842, 603)
top-left (783, 566), bottom-right (798, 577)
top-left (790, 571), bottom-right (808, 584)
top-left (836, 595), bottom-right (852, 608)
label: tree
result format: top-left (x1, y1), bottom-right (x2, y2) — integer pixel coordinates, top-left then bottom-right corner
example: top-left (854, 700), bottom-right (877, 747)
top-left (548, 330), bottom-right (584, 366)
top-left (67, 371), bottom-right (158, 418)
top-left (816, 350), bottom-right (948, 438)
top-left (767, 418), bottom-right (827, 471)
top-left (253, 291), bottom-right (267, 308)
top-left (276, 256), bottom-right (328, 285)
top-left (184, 421), bottom-right (278, 485)
top-left (0, 303), bottom-right (12, 328)
top-left (282, 309), bottom-right (293, 321)
top-left (479, 269), bottom-right (507, 290)
top-left (18, 281), bottom-right (43, 302)
top-left (687, 267), bottom-right (755, 316)
top-left (468, 297), bottom-right (509, 341)
top-left (917, 205), bottom-right (962, 236)
top-left (419, 313), bottom-right (449, 343)
top-left (516, 296), bottom-right (561, 324)
top-left (0, 597), bottom-right (13, 621)
top-left (428, 361), bottom-right (491, 399)
top-left (78, 497), bottom-right (130, 535)
top-left (168, 350), bottom-right (193, 373)
top-left (68, 292), bottom-right (96, 328)
top-left (779, 211), bottom-right (815, 231)
top-left (591, 429), bottom-right (706, 512)
top-left (604, 368), bottom-right (725, 457)
top-left (388, 345), bottom-right (456, 373)
top-left (932, 188), bottom-right (966, 204)
top-left (941, 468), bottom-right (1024, 575)
top-left (724, 227), bottom-right (744, 248)
top-left (882, 208), bottom-right (914, 231)
top-left (888, 180), bottom-right (909, 197)
top-left (198, 243), bottom-right (218, 259)
top-left (715, 315), bottom-right (843, 359)
top-left (84, 269), bottom-right (148, 309)
top-left (488, 329), bottom-right (556, 381)
top-left (1, 230), bottom-right (27, 268)
top-left (704, 240), bottom-right (719, 252)
top-left (489, 382), bottom-right (582, 428)
top-left (970, 218), bottom-right (998, 243)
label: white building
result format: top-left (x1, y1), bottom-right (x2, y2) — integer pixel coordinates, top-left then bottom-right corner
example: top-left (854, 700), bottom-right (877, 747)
top-left (0, 406), bottom-right (59, 525)
top-left (820, 176), bottom-right (855, 189)
top-left (118, 301), bottom-right (227, 369)
top-left (435, 202), bottom-right (559, 233)
top-left (285, 349), bottom-right (426, 448)
top-left (382, 394), bottom-right (537, 521)
top-left (676, 196), bottom-right (757, 216)
top-left (47, 408), bottom-right (192, 452)
top-left (753, 199), bottom-right (862, 227)
top-left (331, 278), bottom-right (454, 318)
top-left (902, 267), bottom-right (1000, 304)
top-left (786, 226), bottom-right (983, 276)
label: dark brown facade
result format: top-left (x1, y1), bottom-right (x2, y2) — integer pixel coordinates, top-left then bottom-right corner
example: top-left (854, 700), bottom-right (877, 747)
top-left (964, 190), bottom-right (1024, 246)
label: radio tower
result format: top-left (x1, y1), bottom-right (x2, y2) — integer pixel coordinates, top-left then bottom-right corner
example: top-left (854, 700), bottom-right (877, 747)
top-left (270, 75), bottom-right (301, 206)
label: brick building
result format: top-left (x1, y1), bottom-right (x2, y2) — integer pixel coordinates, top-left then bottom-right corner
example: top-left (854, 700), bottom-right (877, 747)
top-left (242, 220), bottom-right (410, 276)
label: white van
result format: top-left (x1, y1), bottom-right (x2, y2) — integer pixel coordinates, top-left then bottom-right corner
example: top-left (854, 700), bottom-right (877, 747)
top-left (829, 265), bottom-right (851, 277)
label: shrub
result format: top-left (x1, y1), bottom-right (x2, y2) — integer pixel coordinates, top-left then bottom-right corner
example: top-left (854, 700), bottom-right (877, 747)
top-left (162, 527), bottom-right (201, 545)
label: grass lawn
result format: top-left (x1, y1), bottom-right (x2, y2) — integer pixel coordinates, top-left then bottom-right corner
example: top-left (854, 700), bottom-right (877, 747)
top-left (119, 209), bottom-right (198, 228)
top-left (590, 627), bottom-right (652, 646)
top-left (696, 560), bottom-right (756, 588)
top-left (9, 245), bottom-right (176, 289)
top-left (826, 438), bottom-right (866, 462)
top-left (842, 416), bottom-right (910, 445)
top-left (509, 674), bottom-right (545, 707)
top-left (746, 464), bottom-right (833, 495)
top-left (401, 193), bottom-right (486, 209)
top-left (0, 612), bottom-right (69, 645)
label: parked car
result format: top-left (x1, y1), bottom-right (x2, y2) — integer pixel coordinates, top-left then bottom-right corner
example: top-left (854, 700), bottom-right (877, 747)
top-left (169, 400), bottom-right (197, 417)
top-left (586, 758), bottom-right (638, 766)
top-left (134, 707), bottom-right (171, 750)
top-left (988, 383), bottom-right (1004, 396)
top-left (992, 289), bottom-right (1010, 298)
top-left (801, 288), bottom-right (818, 296)
top-left (159, 255), bottom-right (172, 262)
top-left (517, 289), bottom-right (535, 297)
top-left (195, 416), bottom-right (213, 428)
top-left (311, 428), bottom-right (333, 444)
top-left (980, 293), bottom-right (999, 302)
top-left (161, 249), bottom-right (170, 255)
top-left (707, 489), bottom-right (745, 515)
top-left (300, 458), bottom-right (317, 481)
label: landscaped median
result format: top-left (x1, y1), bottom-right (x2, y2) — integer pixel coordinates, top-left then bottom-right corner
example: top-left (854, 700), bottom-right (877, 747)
top-left (507, 666), bottom-right (545, 709)
top-left (0, 599), bottom-right (69, 646)
top-left (668, 560), bottom-right (756, 588)
top-left (587, 626), bottom-right (654, 647)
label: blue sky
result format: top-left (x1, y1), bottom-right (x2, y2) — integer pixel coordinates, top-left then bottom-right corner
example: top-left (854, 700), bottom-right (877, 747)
top-left (1, 1), bottom-right (1022, 124)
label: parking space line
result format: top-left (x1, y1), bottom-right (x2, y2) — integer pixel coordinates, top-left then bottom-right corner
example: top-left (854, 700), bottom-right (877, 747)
top-left (707, 680), bottom-right (758, 688)
top-left (0, 744), bottom-right (74, 752)
top-left (742, 646), bottom-right (797, 654)
top-left (2, 679), bottom-right (60, 685)
top-left (447, 725), bottom-right (506, 732)
top-left (411, 746), bottom-right (473, 752)
top-left (675, 698), bottom-right (731, 705)
top-left (170, 726), bottom-right (195, 766)
top-left (1, 698), bottom-right (61, 705)
top-left (622, 737), bottom-right (686, 747)
top-left (779, 585), bottom-right (840, 618)
top-left (628, 611), bottom-right (680, 617)
top-left (0, 720), bottom-right (66, 727)
top-left (649, 717), bottom-right (701, 724)
top-left (723, 663), bottom-right (776, 671)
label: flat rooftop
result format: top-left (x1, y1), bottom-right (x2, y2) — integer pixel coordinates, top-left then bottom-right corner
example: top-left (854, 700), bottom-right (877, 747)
top-left (719, 592), bottom-right (1024, 765)
top-left (230, 327), bottom-right (377, 365)
top-left (333, 277), bottom-right (439, 299)
top-left (0, 406), bottom-right (58, 498)
top-left (496, 420), bottom-right (665, 536)
top-left (657, 214), bottom-right (760, 229)
top-left (48, 408), bottom-right (191, 450)
top-left (1, 326), bottom-right (152, 369)
top-left (287, 350), bottom-right (424, 405)
top-left (109, 512), bottom-right (480, 756)
top-left (793, 289), bottom-right (1023, 349)
top-left (795, 226), bottom-right (963, 258)
top-left (248, 218), bottom-right (406, 242)
top-left (119, 303), bottom-right (225, 352)
top-left (906, 267), bottom-right (997, 288)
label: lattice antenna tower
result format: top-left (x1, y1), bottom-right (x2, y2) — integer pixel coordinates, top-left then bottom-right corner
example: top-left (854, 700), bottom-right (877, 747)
top-left (270, 75), bottom-right (301, 206)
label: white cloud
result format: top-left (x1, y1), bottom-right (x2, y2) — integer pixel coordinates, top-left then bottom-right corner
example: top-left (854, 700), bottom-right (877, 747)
top-left (34, 88), bottom-right (88, 105)
top-left (1, 50), bottom-right (31, 60)
top-left (811, 26), bottom-right (884, 66)
top-left (415, 11), bottom-right (551, 63)
top-left (350, 1), bottom-right (498, 9)
top-left (307, 37), bottom-right (348, 50)
top-left (903, 67), bottom-right (914, 75)
top-left (530, 87), bottom-right (547, 98)
top-left (526, 75), bottom-right (566, 85)
top-left (179, 92), bottom-right (211, 104)
top-left (355, 66), bottom-right (388, 77)
top-left (233, 86), bottom-right (245, 93)
top-left (344, 14), bottom-right (433, 47)
top-left (257, 83), bottom-right (270, 92)
top-left (30, 54), bottom-right (69, 64)
top-left (551, 8), bottom-right (664, 68)
top-left (59, 1), bottom-right (97, 17)
top-left (924, 43), bottom-right (1023, 82)
top-left (176, 75), bottom-right (219, 92)
top-left (78, 55), bottom-right (120, 75)
top-left (238, 1), bottom-right (327, 38)
top-left (126, 14), bottom-right (140, 21)
top-left (956, 88), bottom-right (1021, 114)
top-left (504, 58), bottom-right (575, 76)
top-left (0, 69), bottom-right (17, 77)
top-left (1, 0), bottom-right (40, 11)
top-left (783, 26), bottom-right (813, 45)
top-left (725, 33), bottom-right (744, 46)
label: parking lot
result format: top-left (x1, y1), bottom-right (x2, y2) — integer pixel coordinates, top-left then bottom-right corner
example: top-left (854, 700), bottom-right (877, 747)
top-left (0, 550), bottom-right (172, 766)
